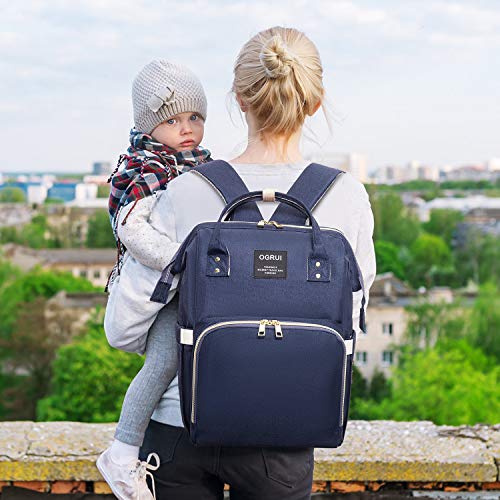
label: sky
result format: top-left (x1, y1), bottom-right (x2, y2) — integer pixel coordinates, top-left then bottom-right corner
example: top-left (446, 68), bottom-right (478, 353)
top-left (1, 0), bottom-right (499, 174)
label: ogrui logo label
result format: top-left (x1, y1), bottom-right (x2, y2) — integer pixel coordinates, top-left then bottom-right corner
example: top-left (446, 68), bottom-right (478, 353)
top-left (254, 250), bottom-right (287, 279)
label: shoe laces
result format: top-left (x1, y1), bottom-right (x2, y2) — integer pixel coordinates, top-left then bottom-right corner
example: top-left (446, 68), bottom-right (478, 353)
top-left (130, 453), bottom-right (160, 500)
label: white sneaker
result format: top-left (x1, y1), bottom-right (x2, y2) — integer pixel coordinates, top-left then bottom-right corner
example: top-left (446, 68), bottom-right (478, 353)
top-left (96, 447), bottom-right (160, 500)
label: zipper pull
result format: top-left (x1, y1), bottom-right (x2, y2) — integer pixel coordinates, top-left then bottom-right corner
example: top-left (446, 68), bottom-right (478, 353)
top-left (257, 220), bottom-right (268, 228)
top-left (272, 320), bottom-right (283, 339)
top-left (270, 221), bottom-right (283, 229)
top-left (258, 319), bottom-right (268, 337)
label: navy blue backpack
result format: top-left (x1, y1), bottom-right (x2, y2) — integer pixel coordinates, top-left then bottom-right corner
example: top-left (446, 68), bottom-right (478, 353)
top-left (151, 160), bottom-right (366, 448)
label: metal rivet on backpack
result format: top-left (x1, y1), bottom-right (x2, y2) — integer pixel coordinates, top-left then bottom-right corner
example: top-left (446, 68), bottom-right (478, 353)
top-left (315, 261), bottom-right (321, 267)
top-left (215, 256), bottom-right (221, 262)
top-left (316, 273), bottom-right (321, 279)
top-left (215, 268), bottom-right (220, 273)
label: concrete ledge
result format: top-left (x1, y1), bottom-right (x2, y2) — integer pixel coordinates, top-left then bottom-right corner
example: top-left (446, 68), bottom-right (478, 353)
top-left (315, 420), bottom-right (499, 482)
top-left (0, 421), bottom-right (498, 485)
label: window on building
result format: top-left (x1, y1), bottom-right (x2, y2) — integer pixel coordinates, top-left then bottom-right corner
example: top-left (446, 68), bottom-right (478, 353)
top-left (382, 322), bottom-right (393, 335)
top-left (79, 269), bottom-right (87, 278)
top-left (382, 351), bottom-right (394, 365)
top-left (355, 351), bottom-right (368, 365)
top-left (93, 269), bottom-right (101, 279)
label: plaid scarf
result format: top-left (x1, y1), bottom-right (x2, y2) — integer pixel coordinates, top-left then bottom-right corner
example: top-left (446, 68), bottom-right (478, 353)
top-left (108, 128), bottom-right (212, 227)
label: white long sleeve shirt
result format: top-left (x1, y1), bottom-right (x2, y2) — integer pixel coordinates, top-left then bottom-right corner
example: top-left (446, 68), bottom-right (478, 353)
top-left (104, 159), bottom-right (377, 428)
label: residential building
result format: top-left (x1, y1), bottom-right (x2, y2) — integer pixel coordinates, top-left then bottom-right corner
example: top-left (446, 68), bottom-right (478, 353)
top-left (354, 273), bottom-right (416, 380)
top-left (45, 182), bottom-right (99, 204)
top-left (26, 184), bottom-right (48, 204)
top-left (306, 152), bottom-right (369, 183)
top-left (92, 162), bottom-right (113, 176)
top-left (0, 204), bottom-right (34, 227)
top-left (74, 183), bottom-right (98, 202)
top-left (354, 273), bottom-right (454, 381)
top-left (442, 165), bottom-right (495, 182)
top-left (65, 197), bottom-right (108, 209)
top-left (417, 195), bottom-right (500, 222)
top-left (47, 182), bottom-right (78, 202)
top-left (1, 244), bottom-right (116, 288)
top-left (83, 174), bottom-right (110, 185)
top-left (44, 204), bottom-right (109, 246)
top-left (45, 290), bottom-right (108, 337)
top-left (372, 161), bottom-right (440, 184)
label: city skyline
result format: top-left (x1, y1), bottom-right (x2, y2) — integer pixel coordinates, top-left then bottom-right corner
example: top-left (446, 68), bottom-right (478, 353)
top-left (1, 0), bottom-right (499, 172)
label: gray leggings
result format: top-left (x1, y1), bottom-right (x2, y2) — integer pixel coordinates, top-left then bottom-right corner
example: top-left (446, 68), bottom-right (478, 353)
top-left (114, 296), bottom-right (179, 446)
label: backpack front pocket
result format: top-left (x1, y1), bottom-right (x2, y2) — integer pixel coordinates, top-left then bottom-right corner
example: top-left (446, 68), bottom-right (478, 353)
top-left (189, 319), bottom-right (350, 447)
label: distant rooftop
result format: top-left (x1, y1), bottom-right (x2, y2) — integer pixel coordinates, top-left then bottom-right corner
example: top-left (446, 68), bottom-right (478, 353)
top-left (36, 248), bottom-right (116, 265)
top-left (2, 244), bottom-right (116, 267)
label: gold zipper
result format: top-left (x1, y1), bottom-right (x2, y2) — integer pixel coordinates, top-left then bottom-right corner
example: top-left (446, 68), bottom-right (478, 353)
top-left (190, 320), bottom-right (347, 425)
top-left (258, 319), bottom-right (268, 337)
top-left (223, 219), bottom-right (346, 239)
top-left (271, 320), bottom-right (283, 338)
top-left (257, 219), bottom-right (283, 229)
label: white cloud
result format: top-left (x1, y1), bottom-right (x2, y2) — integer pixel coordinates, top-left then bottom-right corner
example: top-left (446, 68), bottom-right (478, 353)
top-left (317, 0), bottom-right (388, 25)
top-left (430, 2), bottom-right (500, 34)
top-left (428, 32), bottom-right (500, 48)
top-left (1, 1), bottom-right (499, 171)
top-left (0, 31), bottom-right (21, 49)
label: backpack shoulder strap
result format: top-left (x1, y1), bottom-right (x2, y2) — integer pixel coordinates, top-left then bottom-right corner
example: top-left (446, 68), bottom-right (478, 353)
top-left (189, 159), bottom-right (263, 222)
top-left (270, 163), bottom-right (345, 225)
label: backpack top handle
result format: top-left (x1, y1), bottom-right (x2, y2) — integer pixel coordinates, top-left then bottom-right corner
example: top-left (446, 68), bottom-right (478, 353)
top-left (219, 190), bottom-right (310, 224)
top-left (206, 190), bottom-right (331, 283)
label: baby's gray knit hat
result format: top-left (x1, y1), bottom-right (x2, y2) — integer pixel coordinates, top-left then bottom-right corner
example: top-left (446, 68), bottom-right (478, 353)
top-left (132, 59), bottom-right (207, 134)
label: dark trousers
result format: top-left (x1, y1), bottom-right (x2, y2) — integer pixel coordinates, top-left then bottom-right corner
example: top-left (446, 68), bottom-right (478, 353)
top-left (139, 419), bottom-right (315, 500)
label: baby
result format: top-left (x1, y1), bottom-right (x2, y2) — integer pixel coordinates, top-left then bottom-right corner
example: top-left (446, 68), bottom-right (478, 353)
top-left (97, 60), bottom-right (212, 500)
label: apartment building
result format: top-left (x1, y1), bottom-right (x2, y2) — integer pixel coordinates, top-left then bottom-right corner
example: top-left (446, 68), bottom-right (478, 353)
top-left (354, 273), bottom-right (415, 379)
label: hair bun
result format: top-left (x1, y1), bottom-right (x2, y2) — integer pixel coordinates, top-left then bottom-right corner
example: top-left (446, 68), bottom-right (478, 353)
top-left (259, 34), bottom-right (296, 79)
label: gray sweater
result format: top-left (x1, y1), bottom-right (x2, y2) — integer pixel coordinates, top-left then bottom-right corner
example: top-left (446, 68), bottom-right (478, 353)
top-left (104, 160), bottom-right (377, 428)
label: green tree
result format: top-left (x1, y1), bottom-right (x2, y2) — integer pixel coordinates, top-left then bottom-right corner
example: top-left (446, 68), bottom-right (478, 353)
top-left (478, 235), bottom-right (500, 287)
top-left (0, 214), bottom-right (61, 248)
top-left (0, 257), bottom-right (21, 291)
top-left (368, 368), bottom-right (391, 402)
top-left (403, 299), bottom-right (467, 350)
top-left (97, 185), bottom-right (110, 198)
top-left (374, 240), bottom-right (406, 280)
top-left (0, 266), bottom-right (96, 345)
top-left (422, 209), bottom-right (464, 247)
top-left (408, 233), bottom-right (453, 288)
top-left (0, 226), bottom-right (20, 244)
top-left (0, 263), bottom-right (97, 419)
top-left (391, 180), bottom-right (437, 191)
top-left (468, 282), bottom-right (500, 363)
top-left (86, 210), bottom-right (115, 248)
top-left (371, 192), bottom-right (420, 247)
top-left (18, 215), bottom-right (50, 248)
top-left (348, 364), bottom-right (369, 419)
top-left (454, 227), bottom-right (500, 287)
top-left (354, 338), bottom-right (500, 424)
top-left (355, 285), bottom-right (500, 424)
top-left (0, 298), bottom-right (75, 420)
top-left (44, 197), bottom-right (65, 205)
top-left (0, 187), bottom-right (26, 203)
top-left (38, 313), bottom-right (144, 422)
top-left (0, 373), bottom-right (23, 419)
top-left (441, 180), bottom-right (494, 190)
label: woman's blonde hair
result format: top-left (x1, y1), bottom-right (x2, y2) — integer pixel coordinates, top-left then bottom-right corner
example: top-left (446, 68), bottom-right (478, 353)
top-left (232, 26), bottom-right (325, 152)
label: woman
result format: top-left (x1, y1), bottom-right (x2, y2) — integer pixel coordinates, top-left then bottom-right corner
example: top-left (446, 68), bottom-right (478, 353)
top-left (104, 26), bottom-right (376, 500)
